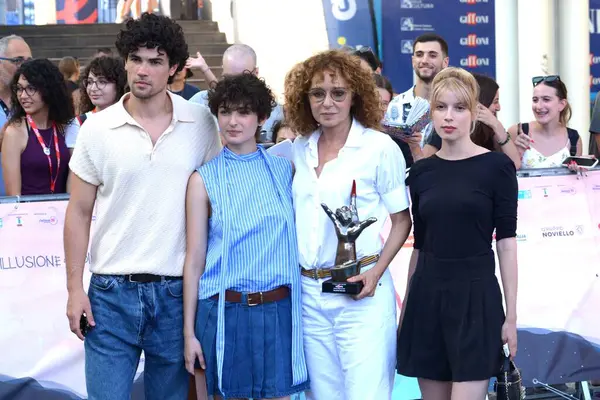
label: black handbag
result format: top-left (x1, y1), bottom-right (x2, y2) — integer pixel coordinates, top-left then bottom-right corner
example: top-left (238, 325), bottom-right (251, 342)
top-left (494, 352), bottom-right (525, 400)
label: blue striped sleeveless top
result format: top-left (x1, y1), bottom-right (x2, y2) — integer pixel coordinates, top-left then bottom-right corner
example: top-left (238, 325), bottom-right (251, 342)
top-left (197, 146), bottom-right (307, 394)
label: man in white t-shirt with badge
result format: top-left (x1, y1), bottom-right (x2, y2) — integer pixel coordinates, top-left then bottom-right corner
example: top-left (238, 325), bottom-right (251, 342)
top-left (385, 33), bottom-right (449, 166)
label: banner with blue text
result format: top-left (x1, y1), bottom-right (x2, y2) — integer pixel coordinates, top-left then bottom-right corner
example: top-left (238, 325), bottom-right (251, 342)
top-left (321, 0), bottom-right (377, 51)
top-left (381, 0), bottom-right (496, 92)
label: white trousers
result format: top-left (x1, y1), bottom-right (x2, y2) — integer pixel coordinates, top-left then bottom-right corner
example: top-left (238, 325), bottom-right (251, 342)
top-left (301, 269), bottom-right (397, 400)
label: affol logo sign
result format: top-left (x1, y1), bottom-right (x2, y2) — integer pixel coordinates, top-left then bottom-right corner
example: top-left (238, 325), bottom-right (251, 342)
top-left (460, 55), bottom-right (490, 68)
top-left (16, 216), bottom-right (23, 227)
top-left (460, 0), bottom-right (488, 3)
top-left (460, 13), bottom-right (489, 25)
top-left (460, 34), bottom-right (490, 47)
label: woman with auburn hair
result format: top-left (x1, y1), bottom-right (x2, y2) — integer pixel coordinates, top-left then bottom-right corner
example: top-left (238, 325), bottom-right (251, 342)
top-left (397, 67), bottom-right (518, 400)
top-left (285, 49), bottom-right (413, 399)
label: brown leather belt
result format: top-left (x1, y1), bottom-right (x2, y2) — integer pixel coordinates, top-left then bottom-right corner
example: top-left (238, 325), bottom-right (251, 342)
top-left (300, 254), bottom-right (380, 280)
top-left (210, 286), bottom-right (289, 306)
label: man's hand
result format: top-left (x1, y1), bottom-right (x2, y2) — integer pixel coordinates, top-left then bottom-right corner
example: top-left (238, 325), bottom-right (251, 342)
top-left (186, 51), bottom-right (209, 72)
top-left (399, 131), bottom-right (423, 150)
top-left (66, 288), bottom-right (95, 341)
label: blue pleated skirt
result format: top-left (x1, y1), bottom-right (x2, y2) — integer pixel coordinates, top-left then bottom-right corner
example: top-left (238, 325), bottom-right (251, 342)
top-left (195, 295), bottom-right (310, 399)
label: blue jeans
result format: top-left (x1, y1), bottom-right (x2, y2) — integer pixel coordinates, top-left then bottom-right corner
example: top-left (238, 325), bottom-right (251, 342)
top-left (85, 274), bottom-right (188, 400)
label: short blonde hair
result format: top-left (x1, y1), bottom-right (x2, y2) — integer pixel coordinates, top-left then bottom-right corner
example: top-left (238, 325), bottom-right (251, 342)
top-left (430, 67), bottom-right (479, 116)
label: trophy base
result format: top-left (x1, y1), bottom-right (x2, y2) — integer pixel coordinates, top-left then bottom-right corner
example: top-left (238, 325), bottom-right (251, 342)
top-left (322, 279), bottom-right (364, 295)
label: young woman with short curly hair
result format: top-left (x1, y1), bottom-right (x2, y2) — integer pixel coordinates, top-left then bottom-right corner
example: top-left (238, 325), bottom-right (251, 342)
top-left (285, 49), bottom-right (413, 399)
top-left (183, 72), bottom-right (309, 400)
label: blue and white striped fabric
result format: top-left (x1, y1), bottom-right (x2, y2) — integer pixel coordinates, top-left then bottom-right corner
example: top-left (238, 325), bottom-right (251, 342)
top-left (197, 146), bottom-right (307, 395)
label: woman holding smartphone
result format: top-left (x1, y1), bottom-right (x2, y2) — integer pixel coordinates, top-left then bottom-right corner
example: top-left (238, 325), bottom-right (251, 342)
top-left (397, 67), bottom-right (518, 400)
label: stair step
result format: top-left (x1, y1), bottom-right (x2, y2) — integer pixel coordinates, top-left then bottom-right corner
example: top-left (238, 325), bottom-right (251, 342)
top-left (49, 56), bottom-right (224, 67)
top-left (0, 21), bottom-right (220, 36)
top-left (17, 32), bottom-right (227, 49)
top-left (35, 44), bottom-right (228, 59)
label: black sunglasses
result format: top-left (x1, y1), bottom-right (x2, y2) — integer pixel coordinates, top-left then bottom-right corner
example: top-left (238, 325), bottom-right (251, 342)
top-left (356, 46), bottom-right (374, 54)
top-left (532, 75), bottom-right (560, 87)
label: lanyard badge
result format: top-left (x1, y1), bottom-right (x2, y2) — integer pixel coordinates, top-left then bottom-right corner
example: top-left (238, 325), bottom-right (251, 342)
top-left (26, 115), bottom-right (61, 193)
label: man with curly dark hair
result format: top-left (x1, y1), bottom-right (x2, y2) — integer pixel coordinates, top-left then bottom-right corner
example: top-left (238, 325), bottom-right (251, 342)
top-left (284, 49), bottom-right (412, 400)
top-left (65, 13), bottom-right (221, 400)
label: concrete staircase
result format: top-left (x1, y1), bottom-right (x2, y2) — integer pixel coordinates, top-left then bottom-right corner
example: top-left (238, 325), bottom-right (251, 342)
top-left (0, 21), bottom-right (227, 89)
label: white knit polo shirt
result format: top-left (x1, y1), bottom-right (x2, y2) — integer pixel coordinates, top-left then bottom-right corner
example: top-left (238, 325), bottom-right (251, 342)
top-left (69, 92), bottom-right (221, 276)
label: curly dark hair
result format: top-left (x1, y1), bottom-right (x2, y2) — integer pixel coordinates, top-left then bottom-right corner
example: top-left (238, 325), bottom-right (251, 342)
top-left (115, 12), bottom-right (188, 84)
top-left (8, 58), bottom-right (75, 132)
top-left (207, 72), bottom-right (276, 140)
top-left (79, 56), bottom-right (128, 114)
top-left (284, 50), bottom-right (382, 135)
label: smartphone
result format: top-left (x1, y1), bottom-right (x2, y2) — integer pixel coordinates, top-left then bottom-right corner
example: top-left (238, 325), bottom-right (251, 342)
top-left (80, 313), bottom-right (91, 337)
top-left (562, 156), bottom-right (598, 169)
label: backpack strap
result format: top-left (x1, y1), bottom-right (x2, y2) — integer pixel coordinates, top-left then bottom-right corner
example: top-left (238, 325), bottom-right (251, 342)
top-left (567, 128), bottom-right (579, 156)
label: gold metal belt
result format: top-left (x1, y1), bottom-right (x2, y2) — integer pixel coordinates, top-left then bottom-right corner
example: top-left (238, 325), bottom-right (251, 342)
top-left (300, 254), bottom-right (380, 280)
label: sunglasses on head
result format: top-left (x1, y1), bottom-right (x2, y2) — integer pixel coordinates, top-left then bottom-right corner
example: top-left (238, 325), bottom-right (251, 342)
top-left (356, 46), bottom-right (374, 54)
top-left (532, 75), bottom-right (560, 87)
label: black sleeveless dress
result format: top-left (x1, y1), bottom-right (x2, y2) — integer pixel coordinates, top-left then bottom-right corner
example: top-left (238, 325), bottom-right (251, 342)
top-left (397, 152), bottom-right (517, 382)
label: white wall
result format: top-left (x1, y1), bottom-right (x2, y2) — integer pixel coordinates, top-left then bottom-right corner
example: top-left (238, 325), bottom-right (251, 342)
top-left (557, 0), bottom-right (591, 154)
top-left (494, 0), bottom-right (519, 129)
top-left (35, 0), bottom-right (56, 25)
top-left (517, 0), bottom-right (556, 124)
top-left (227, 0), bottom-right (330, 101)
top-left (211, 0), bottom-right (235, 44)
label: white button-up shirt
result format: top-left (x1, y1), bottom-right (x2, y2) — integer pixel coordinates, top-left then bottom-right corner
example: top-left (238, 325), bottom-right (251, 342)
top-left (292, 119), bottom-right (409, 269)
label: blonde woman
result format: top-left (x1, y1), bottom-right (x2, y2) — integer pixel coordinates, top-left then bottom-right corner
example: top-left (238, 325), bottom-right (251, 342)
top-left (397, 67), bottom-right (518, 400)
